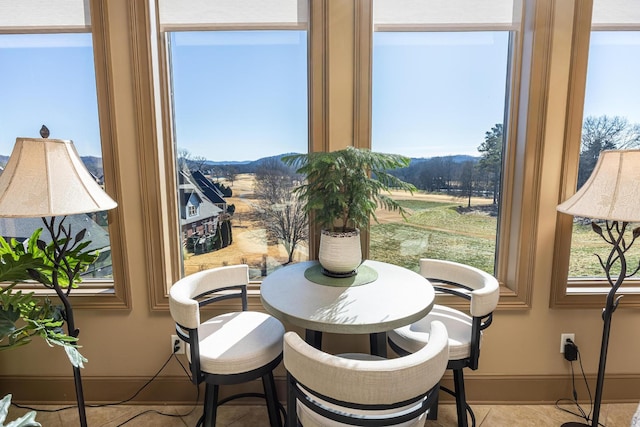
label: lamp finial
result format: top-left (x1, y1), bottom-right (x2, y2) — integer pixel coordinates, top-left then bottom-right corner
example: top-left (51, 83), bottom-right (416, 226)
top-left (40, 125), bottom-right (50, 139)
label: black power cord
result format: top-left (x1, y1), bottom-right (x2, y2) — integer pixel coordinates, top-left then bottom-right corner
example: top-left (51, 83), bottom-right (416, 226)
top-left (12, 347), bottom-right (200, 426)
top-left (554, 339), bottom-right (607, 427)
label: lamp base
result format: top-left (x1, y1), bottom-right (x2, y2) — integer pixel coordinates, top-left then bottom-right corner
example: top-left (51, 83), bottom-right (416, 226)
top-left (561, 422), bottom-right (590, 426)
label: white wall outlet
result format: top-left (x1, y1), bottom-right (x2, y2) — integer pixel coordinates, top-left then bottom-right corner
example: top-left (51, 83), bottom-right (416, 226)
top-left (560, 333), bottom-right (575, 353)
top-left (171, 334), bottom-right (185, 355)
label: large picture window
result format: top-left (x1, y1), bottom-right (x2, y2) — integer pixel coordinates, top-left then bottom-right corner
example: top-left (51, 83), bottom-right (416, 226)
top-left (551, 0), bottom-right (640, 308)
top-left (160, 1), bottom-right (309, 280)
top-left (371, 1), bottom-right (517, 276)
top-left (567, 31), bottom-right (640, 280)
top-left (371, 31), bottom-right (510, 274)
top-left (0, 34), bottom-right (113, 280)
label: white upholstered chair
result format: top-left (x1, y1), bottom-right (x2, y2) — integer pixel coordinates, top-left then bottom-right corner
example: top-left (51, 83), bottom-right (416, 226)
top-left (284, 321), bottom-right (449, 427)
top-left (169, 265), bottom-right (285, 427)
top-left (388, 259), bottom-right (499, 427)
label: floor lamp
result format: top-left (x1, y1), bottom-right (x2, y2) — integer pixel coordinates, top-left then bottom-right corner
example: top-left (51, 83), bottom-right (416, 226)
top-left (0, 130), bottom-right (117, 427)
top-left (557, 149), bottom-right (640, 427)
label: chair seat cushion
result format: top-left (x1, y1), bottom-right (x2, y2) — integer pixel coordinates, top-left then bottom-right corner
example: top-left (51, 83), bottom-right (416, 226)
top-left (192, 311), bottom-right (284, 375)
top-left (388, 305), bottom-right (474, 361)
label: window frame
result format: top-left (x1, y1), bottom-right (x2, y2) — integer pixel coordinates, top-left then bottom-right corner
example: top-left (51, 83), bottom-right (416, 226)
top-left (0, 0), bottom-right (131, 310)
top-left (550, 0), bottom-right (640, 309)
top-left (141, 0), bottom-right (556, 311)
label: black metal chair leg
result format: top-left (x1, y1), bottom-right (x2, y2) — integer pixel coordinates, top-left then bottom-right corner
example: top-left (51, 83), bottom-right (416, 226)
top-left (453, 369), bottom-right (468, 427)
top-left (427, 386), bottom-right (439, 420)
top-left (286, 373), bottom-right (298, 427)
top-left (203, 383), bottom-right (219, 427)
top-left (263, 372), bottom-right (283, 427)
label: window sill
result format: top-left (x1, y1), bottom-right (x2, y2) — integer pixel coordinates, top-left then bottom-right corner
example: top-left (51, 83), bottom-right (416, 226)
top-left (552, 282), bottom-right (640, 309)
top-left (4, 280), bottom-right (129, 310)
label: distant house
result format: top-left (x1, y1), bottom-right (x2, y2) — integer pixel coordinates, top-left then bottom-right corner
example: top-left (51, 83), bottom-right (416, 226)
top-left (190, 170), bottom-right (228, 212)
top-left (178, 170), bottom-right (228, 253)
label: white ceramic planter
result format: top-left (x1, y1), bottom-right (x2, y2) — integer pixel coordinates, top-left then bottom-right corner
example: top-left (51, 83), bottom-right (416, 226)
top-left (318, 228), bottom-right (362, 276)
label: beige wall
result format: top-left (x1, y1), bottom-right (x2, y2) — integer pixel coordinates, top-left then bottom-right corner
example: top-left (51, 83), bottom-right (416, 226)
top-left (1, 0), bottom-right (639, 405)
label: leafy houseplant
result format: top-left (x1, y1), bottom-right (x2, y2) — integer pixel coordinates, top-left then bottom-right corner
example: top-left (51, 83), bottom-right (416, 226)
top-left (282, 147), bottom-right (416, 275)
top-left (0, 394), bottom-right (40, 427)
top-left (0, 228), bottom-right (90, 367)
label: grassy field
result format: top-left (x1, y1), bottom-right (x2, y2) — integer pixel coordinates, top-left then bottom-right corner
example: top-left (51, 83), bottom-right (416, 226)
top-left (371, 199), bottom-right (497, 273)
top-left (371, 197), bottom-right (640, 277)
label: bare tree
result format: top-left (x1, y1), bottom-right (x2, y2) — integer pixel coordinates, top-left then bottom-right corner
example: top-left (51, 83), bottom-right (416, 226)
top-left (177, 148), bottom-right (192, 172)
top-left (191, 155), bottom-right (208, 171)
top-left (253, 159), bottom-right (308, 264)
top-left (177, 148), bottom-right (208, 172)
top-left (579, 115), bottom-right (640, 187)
top-left (223, 165), bottom-right (238, 186)
top-left (459, 160), bottom-right (475, 208)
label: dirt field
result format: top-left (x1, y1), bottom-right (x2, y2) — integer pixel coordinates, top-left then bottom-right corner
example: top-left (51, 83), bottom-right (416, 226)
top-left (182, 174), bottom-right (308, 276)
top-left (182, 174), bottom-right (492, 276)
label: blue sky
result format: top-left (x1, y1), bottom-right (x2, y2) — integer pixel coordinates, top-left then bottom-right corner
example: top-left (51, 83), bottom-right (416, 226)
top-left (1, 30), bottom-right (639, 162)
top-left (169, 31), bottom-right (308, 161)
top-left (0, 33), bottom-right (101, 157)
top-left (583, 31), bottom-right (640, 123)
top-left (372, 31), bottom-right (509, 158)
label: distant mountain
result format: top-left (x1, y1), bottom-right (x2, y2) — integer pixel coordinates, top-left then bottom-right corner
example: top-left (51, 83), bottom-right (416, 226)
top-left (0, 155), bottom-right (103, 178)
top-left (0, 152), bottom-right (479, 179)
top-left (204, 153), bottom-right (478, 169)
top-left (409, 154), bottom-right (479, 164)
top-left (198, 153), bottom-right (299, 174)
top-left (203, 160), bottom-right (252, 166)
top-left (81, 156), bottom-right (104, 178)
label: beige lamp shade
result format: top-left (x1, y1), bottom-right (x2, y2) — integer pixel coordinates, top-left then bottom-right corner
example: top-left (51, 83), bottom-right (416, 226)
top-left (0, 137), bottom-right (117, 217)
top-left (557, 149), bottom-right (640, 222)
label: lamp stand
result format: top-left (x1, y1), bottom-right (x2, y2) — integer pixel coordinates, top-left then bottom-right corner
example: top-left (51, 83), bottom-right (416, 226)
top-left (561, 220), bottom-right (638, 427)
top-left (41, 216), bottom-right (89, 427)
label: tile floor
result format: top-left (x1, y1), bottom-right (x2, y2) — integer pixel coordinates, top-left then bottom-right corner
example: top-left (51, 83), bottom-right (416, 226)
top-left (6, 401), bottom-right (640, 426)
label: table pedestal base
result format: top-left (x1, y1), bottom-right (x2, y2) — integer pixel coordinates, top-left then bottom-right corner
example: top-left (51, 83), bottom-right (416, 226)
top-left (304, 330), bottom-right (387, 357)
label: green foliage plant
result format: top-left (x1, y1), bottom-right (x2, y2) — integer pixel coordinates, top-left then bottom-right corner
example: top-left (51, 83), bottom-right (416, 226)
top-left (0, 227), bottom-right (94, 367)
top-left (283, 147), bottom-right (416, 233)
top-left (0, 394), bottom-right (40, 427)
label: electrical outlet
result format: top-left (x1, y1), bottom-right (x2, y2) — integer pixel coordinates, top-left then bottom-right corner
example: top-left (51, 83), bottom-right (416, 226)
top-left (171, 334), bottom-right (185, 355)
top-left (560, 333), bottom-right (575, 353)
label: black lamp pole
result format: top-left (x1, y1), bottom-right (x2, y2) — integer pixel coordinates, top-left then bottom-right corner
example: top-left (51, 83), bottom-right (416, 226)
top-left (562, 220), bottom-right (639, 427)
top-left (39, 216), bottom-right (90, 427)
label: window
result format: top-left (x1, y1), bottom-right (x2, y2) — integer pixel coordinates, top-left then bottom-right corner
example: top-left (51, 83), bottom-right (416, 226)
top-left (552, 0), bottom-right (640, 307)
top-left (371, 30), bottom-right (510, 274)
top-left (187, 203), bottom-right (198, 218)
top-left (0, 1), bottom-right (129, 307)
top-left (0, 33), bottom-right (114, 275)
top-left (370, 0), bottom-right (529, 303)
top-left (159, 1), bottom-right (309, 281)
top-left (567, 31), bottom-right (640, 280)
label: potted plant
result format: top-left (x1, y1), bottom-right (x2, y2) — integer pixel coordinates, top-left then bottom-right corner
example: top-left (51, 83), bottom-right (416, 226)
top-left (282, 147), bottom-right (416, 276)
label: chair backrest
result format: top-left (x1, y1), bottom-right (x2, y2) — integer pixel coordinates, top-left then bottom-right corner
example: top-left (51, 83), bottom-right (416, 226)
top-left (169, 264), bottom-right (249, 329)
top-left (284, 321), bottom-right (449, 426)
top-left (168, 265), bottom-right (250, 383)
top-left (420, 258), bottom-right (499, 317)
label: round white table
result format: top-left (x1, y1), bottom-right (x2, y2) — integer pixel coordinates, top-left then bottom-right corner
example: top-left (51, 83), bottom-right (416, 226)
top-left (260, 260), bottom-right (435, 356)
